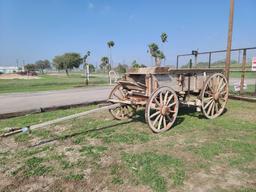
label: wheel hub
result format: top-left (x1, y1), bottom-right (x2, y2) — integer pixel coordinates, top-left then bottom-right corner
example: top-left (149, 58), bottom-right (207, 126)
top-left (213, 92), bottom-right (220, 101)
top-left (160, 106), bottom-right (170, 115)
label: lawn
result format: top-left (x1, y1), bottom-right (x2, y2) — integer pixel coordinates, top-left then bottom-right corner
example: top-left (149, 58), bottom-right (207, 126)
top-left (230, 71), bottom-right (256, 79)
top-left (0, 72), bottom-right (110, 94)
top-left (0, 100), bottom-right (255, 192)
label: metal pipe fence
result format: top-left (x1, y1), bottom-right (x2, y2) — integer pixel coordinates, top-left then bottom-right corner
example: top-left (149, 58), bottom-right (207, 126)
top-left (176, 47), bottom-right (256, 98)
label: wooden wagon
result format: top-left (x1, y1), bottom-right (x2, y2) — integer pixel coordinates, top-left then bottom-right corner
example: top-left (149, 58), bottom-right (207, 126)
top-left (108, 67), bottom-right (229, 133)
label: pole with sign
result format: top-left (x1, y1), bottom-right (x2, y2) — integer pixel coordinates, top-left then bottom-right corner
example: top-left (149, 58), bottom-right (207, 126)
top-left (252, 57), bottom-right (256, 95)
top-left (252, 57), bottom-right (256, 71)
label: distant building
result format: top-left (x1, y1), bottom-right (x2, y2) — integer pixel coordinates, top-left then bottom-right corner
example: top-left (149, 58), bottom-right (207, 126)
top-left (0, 66), bottom-right (19, 74)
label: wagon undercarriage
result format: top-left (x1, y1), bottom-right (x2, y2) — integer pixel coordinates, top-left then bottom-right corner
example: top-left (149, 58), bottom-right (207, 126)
top-left (108, 67), bottom-right (228, 133)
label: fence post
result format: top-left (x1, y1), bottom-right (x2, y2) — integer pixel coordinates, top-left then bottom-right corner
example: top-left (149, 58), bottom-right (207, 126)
top-left (239, 49), bottom-right (246, 95)
top-left (176, 56), bottom-right (179, 69)
top-left (194, 54), bottom-right (198, 66)
top-left (208, 52), bottom-right (212, 68)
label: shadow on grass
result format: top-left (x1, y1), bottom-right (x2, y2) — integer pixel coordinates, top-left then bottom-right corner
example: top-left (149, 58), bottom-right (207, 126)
top-left (30, 106), bottom-right (228, 147)
top-left (178, 105), bottom-right (228, 119)
top-left (30, 120), bottom-right (132, 147)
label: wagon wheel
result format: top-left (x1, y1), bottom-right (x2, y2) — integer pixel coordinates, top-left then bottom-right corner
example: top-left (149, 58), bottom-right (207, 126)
top-left (108, 84), bottom-right (136, 120)
top-left (201, 73), bottom-right (228, 119)
top-left (145, 87), bottom-right (179, 133)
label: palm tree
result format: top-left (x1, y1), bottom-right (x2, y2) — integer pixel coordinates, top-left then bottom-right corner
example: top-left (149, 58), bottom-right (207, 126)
top-left (107, 41), bottom-right (115, 69)
top-left (100, 56), bottom-right (110, 73)
top-left (160, 32), bottom-right (168, 65)
top-left (148, 43), bottom-right (165, 66)
top-left (83, 51), bottom-right (90, 85)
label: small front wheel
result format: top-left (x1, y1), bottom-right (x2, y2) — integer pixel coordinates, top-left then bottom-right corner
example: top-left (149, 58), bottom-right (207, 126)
top-left (145, 87), bottom-right (179, 133)
top-left (108, 84), bottom-right (136, 120)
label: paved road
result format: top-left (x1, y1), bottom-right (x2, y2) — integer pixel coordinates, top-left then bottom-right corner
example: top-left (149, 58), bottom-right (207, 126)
top-left (0, 86), bottom-right (113, 116)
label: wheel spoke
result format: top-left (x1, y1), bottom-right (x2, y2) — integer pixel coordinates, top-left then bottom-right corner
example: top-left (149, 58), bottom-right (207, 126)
top-left (166, 94), bottom-right (174, 106)
top-left (113, 92), bottom-right (123, 100)
top-left (205, 91), bottom-right (213, 96)
top-left (207, 101), bottom-right (214, 115)
top-left (217, 77), bottom-right (224, 92)
top-left (150, 111), bottom-right (160, 119)
top-left (157, 115), bottom-right (163, 129)
top-left (211, 101), bottom-right (215, 116)
top-left (204, 99), bottom-right (213, 109)
top-left (166, 115), bottom-right (173, 123)
top-left (163, 91), bottom-right (169, 105)
top-left (118, 88), bottom-right (125, 98)
top-left (154, 98), bottom-right (161, 107)
top-left (115, 108), bottom-right (120, 116)
top-left (208, 80), bottom-right (214, 93)
top-left (219, 82), bottom-right (226, 92)
top-left (163, 116), bottom-right (167, 129)
top-left (215, 102), bottom-right (219, 113)
top-left (203, 96), bottom-right (213, 103)
top-left (160, 92), bottom-right (163, 105)
top-left (220, 90), bottom-right (227, 96)
top-left (153, 114), bottom-right (161, 127)
top-left (168, 102), bottom-right (176, 108)
top-left (150, 103), bottom-right (159, 110)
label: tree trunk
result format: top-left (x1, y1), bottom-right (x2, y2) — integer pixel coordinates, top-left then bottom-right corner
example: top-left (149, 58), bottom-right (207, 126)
top-left (155, 57), bottom-right (161, 67)
top-left (65, 69), bottom-right (69, 76)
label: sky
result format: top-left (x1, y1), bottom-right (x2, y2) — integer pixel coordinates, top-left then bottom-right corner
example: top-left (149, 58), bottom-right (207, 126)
top-left (0, 0), bottom-right (256, 67)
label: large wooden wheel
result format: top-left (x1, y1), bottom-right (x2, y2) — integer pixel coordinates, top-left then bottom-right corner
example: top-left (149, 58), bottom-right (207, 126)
top-left (201, 73), bottom-right (228, 119)
top-left (145, 87), bottom-right (179, 133)
top-left (108, 84), bottom-right (136, 120)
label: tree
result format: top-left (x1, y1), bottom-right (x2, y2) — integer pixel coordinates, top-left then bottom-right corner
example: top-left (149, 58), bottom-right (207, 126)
top-left (107, 40), bottom-right (115, 69)
top-left (53, 53), bottom-right (82, 76)
top-left (148, 43), bottom-right (165, 66)
top-left (161, 32), bottom-right (168, 44)
top-left (132, 60), bottom-right (146, 68)
top-left (24, 64), bottom-right (37, 72)
top-left (115, 63), bottom-right (128, 73)
top-left (160, 32), bottom-right (168, 64)
top-left (35, 60), bottom-right (51, 74)
top-left (88, 64), bottom-right (95, 73)
top-left (83, 51), bottom-right (91, 85)
top-left (100, 56), bottom-right (110, 73)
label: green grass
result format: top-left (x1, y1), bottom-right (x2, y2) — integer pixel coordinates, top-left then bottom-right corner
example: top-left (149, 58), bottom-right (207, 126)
top-left (64, 174), bottom-right (84, 181)
top-left (0, 72), bottom-right (109, 94)
top-left (0, 100), bottom-right (255, 192)
top-left (122, 152), bottom-right (185, 191)
top-left (230, 71), bottom-right (256, 79)
top-left (229, 84), bottom-right (256, 95)
top-left (0, 104), bottom-right (96, 132)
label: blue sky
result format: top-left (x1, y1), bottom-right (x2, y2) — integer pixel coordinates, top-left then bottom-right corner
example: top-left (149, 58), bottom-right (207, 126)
top-left (0, 0), bottom-right (256, 67)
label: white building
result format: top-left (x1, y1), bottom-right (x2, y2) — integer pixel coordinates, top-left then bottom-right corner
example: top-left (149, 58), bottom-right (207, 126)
top-left (0, 66), bottom-right (19, 74)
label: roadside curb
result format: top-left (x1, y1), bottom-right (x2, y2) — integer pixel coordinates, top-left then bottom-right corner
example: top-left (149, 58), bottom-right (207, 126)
top-left (0, 100), bottom-right (107, 119)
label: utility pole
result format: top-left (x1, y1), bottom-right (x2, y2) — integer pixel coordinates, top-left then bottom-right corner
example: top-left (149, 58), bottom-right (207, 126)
top-left (16, 59), bottom-right (19, 68)
top-left (225, 0), bottom-right (234, 82)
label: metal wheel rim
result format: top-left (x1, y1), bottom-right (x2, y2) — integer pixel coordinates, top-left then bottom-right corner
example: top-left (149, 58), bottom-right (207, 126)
top-left (201, 73), bottom-right (228, 119)
top-left (145, 86), bottom-right (179, 133)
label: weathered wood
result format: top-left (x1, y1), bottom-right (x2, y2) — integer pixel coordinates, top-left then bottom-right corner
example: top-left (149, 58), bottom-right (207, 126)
top-left (1, 103), bottom-right (121, 137)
